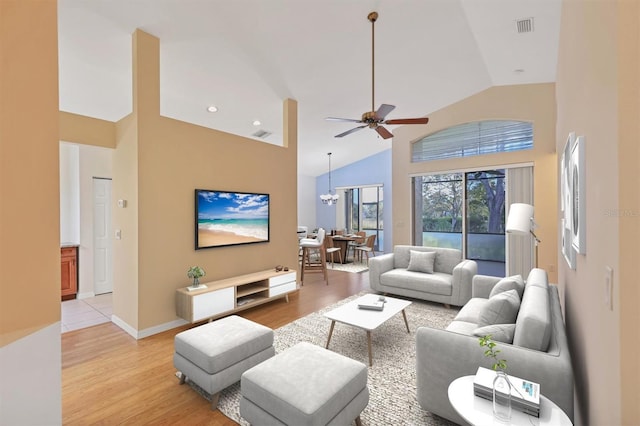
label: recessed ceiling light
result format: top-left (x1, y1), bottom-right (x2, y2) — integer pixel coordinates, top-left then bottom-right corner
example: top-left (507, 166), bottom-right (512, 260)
top-left (207, 106), bottom-right (218, 113)
top-left (253, 120), bottom-right (261, 126)
top-left (514, 69), bottom-right (525, 73)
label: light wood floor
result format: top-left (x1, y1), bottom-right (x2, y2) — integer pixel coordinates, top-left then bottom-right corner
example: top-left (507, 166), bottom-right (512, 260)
top-left (62, 269), bottom-right (368, 425)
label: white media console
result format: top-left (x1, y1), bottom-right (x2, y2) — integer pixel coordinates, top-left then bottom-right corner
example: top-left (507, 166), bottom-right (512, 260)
top-left (175, 269), bottom-right (298, 323)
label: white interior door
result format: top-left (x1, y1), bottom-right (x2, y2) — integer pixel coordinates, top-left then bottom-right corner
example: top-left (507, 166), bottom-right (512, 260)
top-left (93, 178), bottom-right (113, 295)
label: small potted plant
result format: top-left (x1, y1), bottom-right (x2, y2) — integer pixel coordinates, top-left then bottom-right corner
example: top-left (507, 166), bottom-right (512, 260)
top-left (187, 266), bottom-right (206, 288)
top-left (479, 335), bottom-right (511, 421)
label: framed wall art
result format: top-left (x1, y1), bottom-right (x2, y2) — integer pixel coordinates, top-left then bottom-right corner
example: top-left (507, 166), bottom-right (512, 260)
top-left (194, 189), bottom-right (270, 250)
top-left (560, 132), bottom-right (576, 269)
top-left (570, 135), bottom-right (586, 254)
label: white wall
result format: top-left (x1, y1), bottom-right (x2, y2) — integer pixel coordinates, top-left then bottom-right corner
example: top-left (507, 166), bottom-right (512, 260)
top-left (297, 173), bottom-right (316, 230)
top-left (59, 143), bottom-right (80, 244)
top-left (0, 323), bottom-right (61, 424)
top-left (78, 145), bottom-right (113, 298)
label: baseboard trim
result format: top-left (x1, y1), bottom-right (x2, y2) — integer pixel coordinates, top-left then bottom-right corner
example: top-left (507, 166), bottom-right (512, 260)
top-left (76, 291), bottom-right (95, 300)
top-left (111, 315), bottom-right (189, 340)
top-left (138, 319), bottom-right (189, 339)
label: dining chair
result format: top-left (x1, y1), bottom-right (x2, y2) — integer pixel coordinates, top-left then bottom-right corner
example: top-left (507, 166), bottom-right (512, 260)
top-left (299, 228), bottom-right (328, 285)
top-left (347, 231), bottom-right (367, 261)
top-left (354, 234), bottom-right (377, 264)
top-left (325, 236), bottom-right (343, 268)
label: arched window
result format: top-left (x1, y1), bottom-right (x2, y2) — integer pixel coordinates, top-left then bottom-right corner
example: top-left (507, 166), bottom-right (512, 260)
top-left (411, 120), bottom-right (533, 162)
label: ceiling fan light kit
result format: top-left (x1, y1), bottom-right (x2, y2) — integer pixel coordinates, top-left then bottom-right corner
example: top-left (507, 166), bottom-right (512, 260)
top-left (326, 11), bottom-right (429, 140)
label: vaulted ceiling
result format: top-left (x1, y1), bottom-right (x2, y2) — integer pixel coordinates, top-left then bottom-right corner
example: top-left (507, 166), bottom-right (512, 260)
top-left (58, 0), bottom-right (561, 176)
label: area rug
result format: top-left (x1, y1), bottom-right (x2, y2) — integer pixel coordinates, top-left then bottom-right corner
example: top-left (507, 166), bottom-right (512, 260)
top-left (328, 261), bottom-right (369, 273)
top-left (179, 292), bottom-right (459, 425)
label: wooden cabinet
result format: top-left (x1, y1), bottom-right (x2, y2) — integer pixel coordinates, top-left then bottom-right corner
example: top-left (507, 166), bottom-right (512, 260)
top-left (175, 269), bottom-right (298, 323)
top-left (61, 246), bottom-right (78, 300)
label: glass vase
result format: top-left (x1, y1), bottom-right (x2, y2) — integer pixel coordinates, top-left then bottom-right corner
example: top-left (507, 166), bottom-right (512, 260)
top-left (192, 277), bottom-right (200, 287)
top-left (492, 370), bottom-right (512, 422)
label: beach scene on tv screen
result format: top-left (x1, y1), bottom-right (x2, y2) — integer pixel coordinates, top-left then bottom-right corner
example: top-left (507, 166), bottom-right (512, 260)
top-left (197, 190), bottom-right (269, 248)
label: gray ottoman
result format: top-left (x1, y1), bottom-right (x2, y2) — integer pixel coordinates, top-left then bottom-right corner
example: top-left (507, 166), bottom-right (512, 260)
top-left (174, 315), bottom-right (275, 409)
top-left (240, 342), bottom-right (369, 425)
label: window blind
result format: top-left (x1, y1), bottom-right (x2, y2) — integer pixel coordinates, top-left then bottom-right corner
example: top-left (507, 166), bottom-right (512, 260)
top-left (412, 120), bottom-right (533, 162)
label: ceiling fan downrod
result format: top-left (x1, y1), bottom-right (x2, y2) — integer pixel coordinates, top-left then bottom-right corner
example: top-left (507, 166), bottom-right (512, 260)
top-left (324, 10), bottom-right (429, 139)
top-left (368, 11), bottom-right (378, 114)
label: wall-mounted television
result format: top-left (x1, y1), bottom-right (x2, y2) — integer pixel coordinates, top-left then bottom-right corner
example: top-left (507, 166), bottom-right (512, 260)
top-left (195, 189), bottom-right (270, 250)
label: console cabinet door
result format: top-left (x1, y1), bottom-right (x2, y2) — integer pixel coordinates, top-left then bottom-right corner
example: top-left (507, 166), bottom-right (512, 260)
top-left (192, 287), bottom-right (234, 322)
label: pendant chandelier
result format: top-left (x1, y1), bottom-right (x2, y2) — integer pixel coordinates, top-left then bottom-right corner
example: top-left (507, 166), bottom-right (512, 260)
top-left (320, 152), bottom-right (339, 205)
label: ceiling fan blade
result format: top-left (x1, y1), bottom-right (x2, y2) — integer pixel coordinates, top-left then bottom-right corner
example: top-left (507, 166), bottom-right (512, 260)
top-left (375, 125), bottom-right (393, 139)
top-left (326, 117), bottom-right (363, 123)
top-left (374, 104), bottom-right (396, 120)
top-left (335, 125), bottom-right (367, 138)
top-left (384, 117), bottom-right (430, 125)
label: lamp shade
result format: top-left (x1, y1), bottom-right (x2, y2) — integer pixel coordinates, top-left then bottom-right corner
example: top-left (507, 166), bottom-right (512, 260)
top-left (505, 203), bottom-right (534, 235)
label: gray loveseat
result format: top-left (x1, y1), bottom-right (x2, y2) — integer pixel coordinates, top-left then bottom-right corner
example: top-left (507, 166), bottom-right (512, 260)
top-left (415, 268), bottom-right (574, 424)
top-left (368, 245), bottom-right (477, 307)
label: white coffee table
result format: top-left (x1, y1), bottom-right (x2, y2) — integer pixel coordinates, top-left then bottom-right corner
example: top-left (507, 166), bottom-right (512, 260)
top-left (448, 375), bottom-right (573, 426)
top-left (324, 294), bottom-right (411, 366)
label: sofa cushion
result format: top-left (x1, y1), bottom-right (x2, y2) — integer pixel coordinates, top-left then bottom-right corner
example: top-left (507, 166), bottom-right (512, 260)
top-left (489, 275), bottom-right (525, 299)
top-left (380, 270), bottom-right (452, 296)
top-left (392, 245), bottom-right (462, 275)
top-left (453, 298), bottom-right (488, 323)
top-left (472, 324), bottom-right (516, 344)
top-left (407, 250), bottom-right (436, 274)
top-left (525, 268), bottom-right (549, 290)
top-left (434, 248), bottom-right (463, 275)
top-left (446, 320), bottom-right (478, 335)
top-left (393, 246), bottom-right (416, 269)
top-left (478, 289), bottom-right (520, 327)
top-left (513, 284), bottom-right (551, 351)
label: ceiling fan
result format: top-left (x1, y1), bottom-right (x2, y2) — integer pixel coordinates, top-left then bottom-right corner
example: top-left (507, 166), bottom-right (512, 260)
top-left (326, 11), bottom-right (429, 140)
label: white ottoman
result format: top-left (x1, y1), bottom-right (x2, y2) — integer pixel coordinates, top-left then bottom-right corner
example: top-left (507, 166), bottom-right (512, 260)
top-left (174, 315), bottom-right (274, 409)
top-left (240, 342), bottom-right (369, 425)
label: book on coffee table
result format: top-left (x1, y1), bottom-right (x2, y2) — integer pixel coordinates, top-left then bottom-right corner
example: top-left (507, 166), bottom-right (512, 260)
top-left (357, 300), bottom-right (385, 311)
top-left (473, 366), bottom-right (540, 417)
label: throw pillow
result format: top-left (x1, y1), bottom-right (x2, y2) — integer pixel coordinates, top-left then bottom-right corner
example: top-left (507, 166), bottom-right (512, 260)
top-left (478, 289), bottom-right (520, 327)
top-left (407, 250), bottom-right (436, 274)
top-left (472, 324), bottom-right (517, 344)
top-left (489, 275), bottom-right (525, 299)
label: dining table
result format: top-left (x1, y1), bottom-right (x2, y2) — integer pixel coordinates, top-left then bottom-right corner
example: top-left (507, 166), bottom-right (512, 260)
top-left (328, 235), bottom-right (363, 264)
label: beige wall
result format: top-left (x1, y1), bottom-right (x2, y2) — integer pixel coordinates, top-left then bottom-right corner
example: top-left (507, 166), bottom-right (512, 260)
top-left (0, 0), bottom-right (60, 345)
top-left (617, 2), bottom-right (640, 423)
top-left (557, 0), bottom-right (640, 424)
top-left (392, 83), bottom-right (558, 283)
top-left (66, 30), bottom-right (300, 334)
top-left (0, 0), bottom-right (62, 423)
top-left (60, 111), bottom-right (116, 149)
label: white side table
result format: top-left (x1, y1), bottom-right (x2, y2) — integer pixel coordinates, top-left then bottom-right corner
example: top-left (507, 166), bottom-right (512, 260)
top-left (448, 375), bottom-right (572, 426)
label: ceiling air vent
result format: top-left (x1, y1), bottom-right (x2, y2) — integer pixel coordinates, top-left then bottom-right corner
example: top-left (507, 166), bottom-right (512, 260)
top-left (516, 17), bottom-right (534, 33)
top-left (252, 129), bottom-right (272, 139)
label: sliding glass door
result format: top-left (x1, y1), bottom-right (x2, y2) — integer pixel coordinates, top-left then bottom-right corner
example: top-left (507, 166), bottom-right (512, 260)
top-left (413, 169), bottom-right (506, 276)
top-left (412, 173), bottom-right (463, 250)
top-left (465, 170), bottom-right (506, 277)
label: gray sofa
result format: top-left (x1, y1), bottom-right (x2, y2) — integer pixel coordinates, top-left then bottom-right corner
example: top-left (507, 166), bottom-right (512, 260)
top-left (416, 268), bottom-right (574, 424)
top-left (368, 245), bottom-right (477, 307)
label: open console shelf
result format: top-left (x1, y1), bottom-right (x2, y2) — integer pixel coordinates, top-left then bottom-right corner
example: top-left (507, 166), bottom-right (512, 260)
top-left (175, 269), bottom-right (298, 323)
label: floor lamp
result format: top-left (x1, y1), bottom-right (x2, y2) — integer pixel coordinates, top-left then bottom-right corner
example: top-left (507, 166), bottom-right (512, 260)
top-left (505, 203), bottom-right (541, 268)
